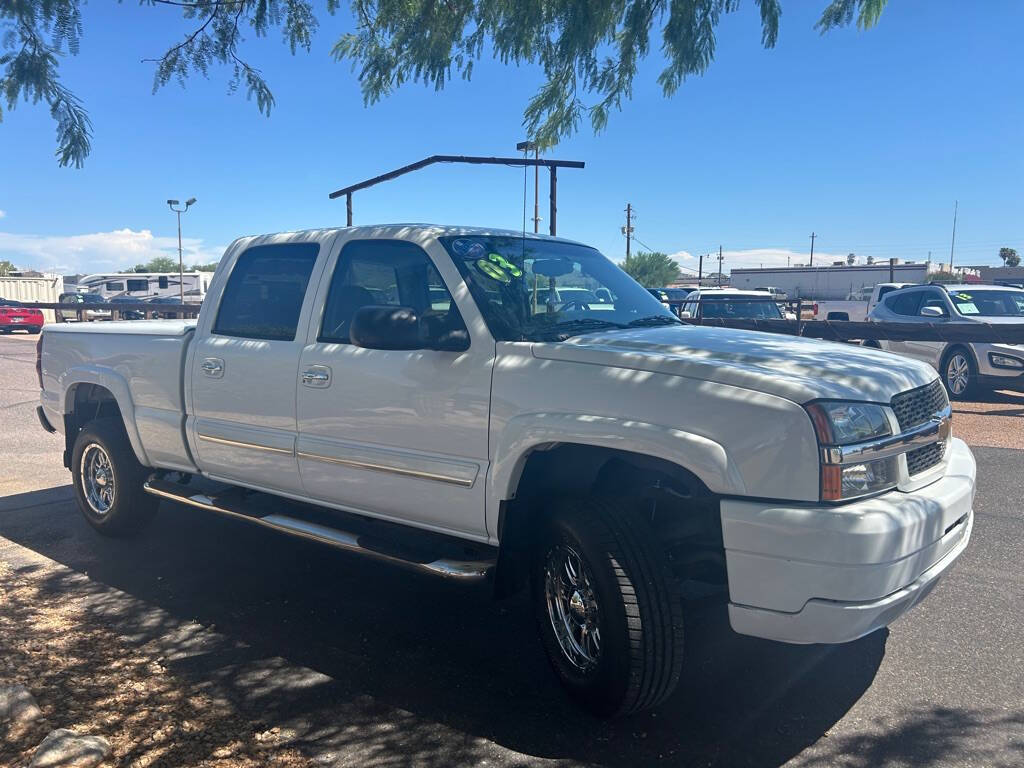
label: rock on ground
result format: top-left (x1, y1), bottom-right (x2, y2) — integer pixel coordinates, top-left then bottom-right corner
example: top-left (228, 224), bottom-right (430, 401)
top-left (0, 684), bottom-right (42, 725)
top-left (29, 729), bottom-right (111, 768)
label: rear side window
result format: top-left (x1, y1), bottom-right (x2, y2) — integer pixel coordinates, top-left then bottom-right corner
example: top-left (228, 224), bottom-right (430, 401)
top-left (319, 239), bottom-right (465, 345)
top-left (213, 243), bottom-right (319, 341)
top-left (887, 291), bottom-right (923, 316)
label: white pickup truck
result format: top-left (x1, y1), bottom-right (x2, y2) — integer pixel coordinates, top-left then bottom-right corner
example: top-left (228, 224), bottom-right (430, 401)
top-left (37, 225), bottom-right (975, 716)
top-left (812, 282), bottom-right (912, 322)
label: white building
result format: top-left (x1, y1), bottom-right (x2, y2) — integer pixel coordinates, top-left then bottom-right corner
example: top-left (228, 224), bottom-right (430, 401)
top-left (729, 261), bottom-right (977, 300)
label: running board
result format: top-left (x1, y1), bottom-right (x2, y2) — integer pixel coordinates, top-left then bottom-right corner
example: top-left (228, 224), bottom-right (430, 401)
top-left (143, 477), bottom-right (494, 580)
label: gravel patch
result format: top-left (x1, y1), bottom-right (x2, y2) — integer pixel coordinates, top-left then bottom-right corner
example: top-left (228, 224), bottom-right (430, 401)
top-left (0, 559), bottom-right (314, 768)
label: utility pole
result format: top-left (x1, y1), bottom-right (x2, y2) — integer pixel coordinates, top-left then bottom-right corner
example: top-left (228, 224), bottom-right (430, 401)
top-left (622, 203), bottom-right (634, 259)
top-left (166, 197), bottom-right (197, 303)
top-left (949, 200), bottom-right (958, 270)
top-left (889, 257), bottom-right (895, 283)
top-left (809, 232), bottom-right (816, 266)
top-left (698, 253), bottom-right (704, 284)
top-left (717, 245), bottom-right (724, 286)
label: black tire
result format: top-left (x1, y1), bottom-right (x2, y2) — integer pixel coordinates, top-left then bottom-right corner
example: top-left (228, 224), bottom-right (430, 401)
top-left (531, 498), bottom-right (684, 717)
top-left (27, 326), bottom-right (41, 334)
top-left (71, 418), bottom-right (158, 536)
top-left (942, 347), bottom-right (976, 401)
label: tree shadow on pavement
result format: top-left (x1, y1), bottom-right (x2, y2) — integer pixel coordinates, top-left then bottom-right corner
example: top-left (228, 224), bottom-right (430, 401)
top-left (3, 486), bottom-right (1011, 767)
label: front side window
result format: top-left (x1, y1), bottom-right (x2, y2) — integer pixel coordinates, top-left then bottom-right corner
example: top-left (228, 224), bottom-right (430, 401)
top-left (213, 243), bottom-right (319, 341)
top-left (887, 291), bottom-right (923, 316)
top-left (159, 276), bottom-right (169, 289)
top-left (440, 236), bottom-right (676, 341)
top-left (126, 279), bottom-right (148, 293)
top-left (319, 239), bottom-right (466, 345)
top-left (948, 289), bottom-right (1024, 317)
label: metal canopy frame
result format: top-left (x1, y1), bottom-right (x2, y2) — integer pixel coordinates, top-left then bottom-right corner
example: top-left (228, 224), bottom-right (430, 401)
top-left (328, 154), bottom-right (585, 236)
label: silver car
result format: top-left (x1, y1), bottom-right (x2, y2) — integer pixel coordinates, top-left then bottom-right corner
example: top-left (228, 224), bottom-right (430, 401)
top-left (866, 283), bottom-right (1024, 399)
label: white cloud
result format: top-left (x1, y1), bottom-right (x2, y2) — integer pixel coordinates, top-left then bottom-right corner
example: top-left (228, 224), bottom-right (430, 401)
top-left (0, 210), bottom-right (6, 219)
top-left (0, 228), bottom-right (225, 274)
top-left (668, 247), bottom-right (849, 274)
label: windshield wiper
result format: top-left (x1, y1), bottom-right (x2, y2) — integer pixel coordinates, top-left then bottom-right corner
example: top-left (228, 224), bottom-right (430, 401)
top-left (627, 314), bottom-right (683, 327)
top-left (533, 318), bottom-right (627, 341)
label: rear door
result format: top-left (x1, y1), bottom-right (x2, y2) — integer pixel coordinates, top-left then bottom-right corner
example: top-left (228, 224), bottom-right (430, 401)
top-left (188, 236), bottom-right (331, 494)
top-left (295, 235), bottom-right (494, 539)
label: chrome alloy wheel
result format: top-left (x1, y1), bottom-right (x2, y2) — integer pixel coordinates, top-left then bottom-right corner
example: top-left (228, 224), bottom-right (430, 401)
top-left (81, 443), bottom-right (115, 516)
top-left (946, 353), bottom-right (970, 396)
top-left (544, 544), bottom-right (602, 671)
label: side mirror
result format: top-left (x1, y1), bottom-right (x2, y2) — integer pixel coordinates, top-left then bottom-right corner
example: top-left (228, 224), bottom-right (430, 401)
top-left (350, 305), bottom-right (423, 350)
top-left (679, 310), bottom-right (692, 319)
top-left (920, 305), bottom-right (947, 318)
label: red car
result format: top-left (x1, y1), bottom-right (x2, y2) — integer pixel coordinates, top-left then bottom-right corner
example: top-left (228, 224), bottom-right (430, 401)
top-left (0, 302), bottom-right (44, 334)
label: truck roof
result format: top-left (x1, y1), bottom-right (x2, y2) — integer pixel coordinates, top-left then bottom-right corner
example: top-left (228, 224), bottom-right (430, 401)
top-left (236, 223), bottom-right (590, 248)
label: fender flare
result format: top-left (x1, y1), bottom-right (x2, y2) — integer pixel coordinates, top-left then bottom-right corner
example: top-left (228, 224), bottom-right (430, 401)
top-left (488, 412), bottom-right (745, 534)
top-left (62, 365), bottom-right (151, 467)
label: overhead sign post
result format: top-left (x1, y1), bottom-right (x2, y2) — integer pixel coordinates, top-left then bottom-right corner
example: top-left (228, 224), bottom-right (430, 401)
top-left (329, 154), bottom-right (585, 236)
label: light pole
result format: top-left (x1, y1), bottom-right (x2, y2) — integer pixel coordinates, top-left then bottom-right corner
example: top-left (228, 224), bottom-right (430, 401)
top-left (167, 197), bottom-right (197, 303)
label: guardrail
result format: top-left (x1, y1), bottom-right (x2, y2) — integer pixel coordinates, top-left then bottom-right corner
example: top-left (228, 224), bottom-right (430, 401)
top-left (11, 301), bottom-right (201, 322)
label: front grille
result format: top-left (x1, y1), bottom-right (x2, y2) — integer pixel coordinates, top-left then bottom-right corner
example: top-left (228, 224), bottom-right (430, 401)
top-left (907, 441), bottom-right (946, 475)
top-left (891, 379), bottom-right (948, 432)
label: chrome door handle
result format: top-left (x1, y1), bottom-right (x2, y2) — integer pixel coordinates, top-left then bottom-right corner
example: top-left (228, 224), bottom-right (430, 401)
top-left (200, 358), bottom-right (224, 378)
top-left (301, 366), bottom-right (331, 387)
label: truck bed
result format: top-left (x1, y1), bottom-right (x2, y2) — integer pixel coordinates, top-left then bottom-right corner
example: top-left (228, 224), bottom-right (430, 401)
top-left (41, 320), bottom-right (198, 472)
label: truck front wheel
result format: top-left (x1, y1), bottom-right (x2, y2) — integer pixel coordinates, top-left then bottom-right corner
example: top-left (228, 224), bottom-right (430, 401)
top-left (532, 498), bottom-right (684, 717)
top-left (71, 418), bottom-right (158, 537)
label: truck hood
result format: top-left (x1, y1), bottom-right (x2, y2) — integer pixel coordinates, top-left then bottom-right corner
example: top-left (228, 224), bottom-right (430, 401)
top-left (532, 325), bottom-right (938, 404)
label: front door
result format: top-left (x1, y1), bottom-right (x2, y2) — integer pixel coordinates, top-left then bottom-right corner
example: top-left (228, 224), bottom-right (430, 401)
top-left (296, 236), bottom-right (493, 539)
top-left (189, 238), bottom-right (328, 494)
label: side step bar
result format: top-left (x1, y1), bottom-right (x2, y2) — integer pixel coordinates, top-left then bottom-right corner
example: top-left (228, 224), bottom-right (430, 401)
top-left (143, 477), bottom-right (495, 581)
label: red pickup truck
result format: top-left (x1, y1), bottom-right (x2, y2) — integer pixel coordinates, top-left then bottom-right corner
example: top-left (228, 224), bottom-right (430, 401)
top-left (0, 302), bottom-right (44, 334)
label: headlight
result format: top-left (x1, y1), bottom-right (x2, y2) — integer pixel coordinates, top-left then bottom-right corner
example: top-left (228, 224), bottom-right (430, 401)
top-left (806, 401), bottom-right (891, 445)
top-left (989, 352), bottom-right (1024, 370)
top-left (806, 401), bottom-right (897, 501)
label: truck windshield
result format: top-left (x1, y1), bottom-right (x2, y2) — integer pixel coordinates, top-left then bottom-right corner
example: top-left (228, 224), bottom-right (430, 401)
top-left (441, 236), bottom-right (678, 341)
top-left (948, 290), bottom-right (1024, 317)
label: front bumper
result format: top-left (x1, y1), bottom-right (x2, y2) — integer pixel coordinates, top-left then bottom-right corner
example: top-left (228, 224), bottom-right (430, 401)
top-left (722, 438), bottom-right (975, 644)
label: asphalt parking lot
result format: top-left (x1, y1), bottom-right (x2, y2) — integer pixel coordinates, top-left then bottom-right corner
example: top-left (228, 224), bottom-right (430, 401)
top-left (1, 331), bottom-right (1022, 767)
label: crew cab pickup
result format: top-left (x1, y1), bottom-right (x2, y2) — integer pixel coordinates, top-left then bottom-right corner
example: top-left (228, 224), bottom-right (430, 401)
top-left (37, 225), bottom-right (975, 716)
top-left (812, 282), bottom-right (912, 321)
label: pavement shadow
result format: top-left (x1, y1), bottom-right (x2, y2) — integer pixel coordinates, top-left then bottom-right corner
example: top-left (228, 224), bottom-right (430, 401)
top-left (0, 485), bottom-right (898, 767)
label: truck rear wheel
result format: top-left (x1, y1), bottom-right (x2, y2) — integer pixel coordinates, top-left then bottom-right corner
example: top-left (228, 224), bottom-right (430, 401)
top-left (71, 418), bottom-right (158, 537)
top-left (531, 498), bottom-right (684, 717)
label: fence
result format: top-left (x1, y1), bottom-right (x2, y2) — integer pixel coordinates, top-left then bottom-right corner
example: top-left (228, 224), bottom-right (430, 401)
top-left (11, 301), bottom-right (202, 323)
top-left (8, 297), bottom-right (1024, 345)
top-left (670, 297), bottom-right (1024, 343)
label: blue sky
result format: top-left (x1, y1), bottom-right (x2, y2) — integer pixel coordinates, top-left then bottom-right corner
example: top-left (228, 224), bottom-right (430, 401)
top-left (1, 1), bottom-right (1022, 276)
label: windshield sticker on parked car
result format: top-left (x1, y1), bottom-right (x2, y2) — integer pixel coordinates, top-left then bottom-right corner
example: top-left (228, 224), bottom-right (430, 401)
top-left (957, 302), bottom-right (979, 314)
